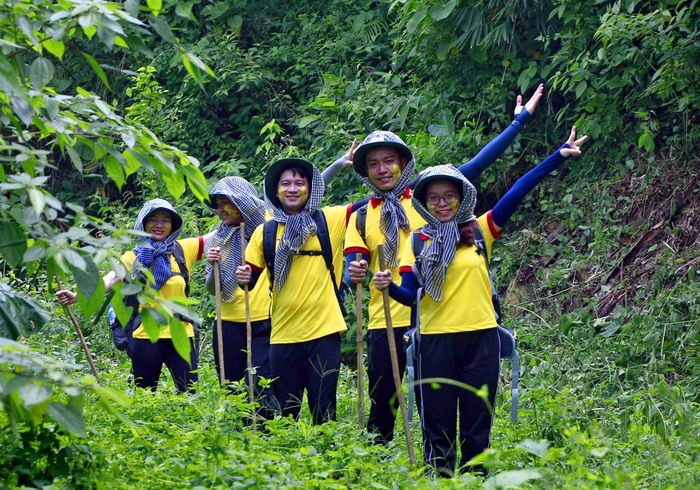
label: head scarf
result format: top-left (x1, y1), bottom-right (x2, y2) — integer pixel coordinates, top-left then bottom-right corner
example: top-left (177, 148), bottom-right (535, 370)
top-left (412, 165), bottom-right (477, 301)
top-left (205, 177), bottom-right (266, 302)
top-left (132, 199), bottom-right (183, 290)
top-left (264, 158), bottom-right (325, 293)
top-left (354, 131), bottom-right (416, 267)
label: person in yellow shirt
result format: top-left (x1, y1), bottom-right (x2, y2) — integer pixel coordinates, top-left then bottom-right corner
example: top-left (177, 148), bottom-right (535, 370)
top-left (236, 154), bottom-right (365, 424)
top-left (56, 199), bottom-right (204, 393)
top-left (373, 127), bottom-right (587, 476)
top-left (345, 85), bottom-right (544, 444)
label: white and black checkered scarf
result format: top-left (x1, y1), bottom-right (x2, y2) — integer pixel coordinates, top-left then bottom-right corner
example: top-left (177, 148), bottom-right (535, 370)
top-left (266, 164), bottom-right (326, 293)
top-left (412, 165), bottom-right (477, 301)
top-left (205, 177), bottom-right (266, 302)
top-left (132, 199), bottom-right (183, 290)
top-left (361, 157), bottom-right (416, 268)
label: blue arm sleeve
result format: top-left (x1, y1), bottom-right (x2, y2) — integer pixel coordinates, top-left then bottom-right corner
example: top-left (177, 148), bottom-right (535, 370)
top-left (388, 271), bottom-right (420, 306)
top-left (491, 145), bottom-right (569, 228)
top-left (407, 110), bottom-right (531, 189)
top-left (344, 253), bottom-right (370, 287)
top-left (457, 109), bottom-right (532, 181)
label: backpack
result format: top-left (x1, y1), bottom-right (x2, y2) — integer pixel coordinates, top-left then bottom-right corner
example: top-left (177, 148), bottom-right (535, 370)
top-left (262, 209), bottom-right (347, 316)
top-left (109, 242), bottom-right (191, 352)
top-left (355, 204), bottom-right (368, 242)
top-left (404, 223), bottom-right (520, 421)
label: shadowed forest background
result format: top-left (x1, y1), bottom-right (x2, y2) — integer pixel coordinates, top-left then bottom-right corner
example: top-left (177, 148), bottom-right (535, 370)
top-left (1, 0), bottom-right (698, 487)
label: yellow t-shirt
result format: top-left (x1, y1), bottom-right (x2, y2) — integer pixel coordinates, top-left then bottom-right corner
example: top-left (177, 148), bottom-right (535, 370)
top-left (399, 212), bottom-right (500, 335)
top-left (219, 274), bottom-right (271, 322)
top-left (245, 206), bottom-right (351, 344)
top-left (120, 237), bottom-right (203, 339)
top-left (344, 190), bottom-right (426, 329)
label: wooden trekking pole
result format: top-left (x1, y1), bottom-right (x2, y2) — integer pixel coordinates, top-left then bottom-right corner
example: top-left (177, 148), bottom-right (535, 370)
top-left (212, 236), bottom-right (226, 385)
top-left (54, 275), bottom-right (99, 379)
top-left (355, 253), bottom-right (365, 429)
top-left (377, 244), bottom-right (416, 465)
top-left (240, 224), bottom-right (256, 414)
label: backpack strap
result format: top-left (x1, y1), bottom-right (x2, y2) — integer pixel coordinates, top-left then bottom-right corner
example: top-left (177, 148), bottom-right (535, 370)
top-left (261, 211), bottom-right (346, 316)
top-left (171, 241), bottom-right (190, 297)
top-left (355, 204), bottom-right (368, 242)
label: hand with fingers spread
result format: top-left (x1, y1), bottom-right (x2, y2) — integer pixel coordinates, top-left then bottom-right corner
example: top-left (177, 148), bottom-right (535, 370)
top-left (348, 259), bottom-right (369, 284)
top-left (514, 83), bottom-right (545, 117)
top-left (560, 126), bottom-right (589, 157)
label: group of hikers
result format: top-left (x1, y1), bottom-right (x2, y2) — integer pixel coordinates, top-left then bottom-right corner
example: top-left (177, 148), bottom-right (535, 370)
top-left (56, 83), bottom-right (588, 477)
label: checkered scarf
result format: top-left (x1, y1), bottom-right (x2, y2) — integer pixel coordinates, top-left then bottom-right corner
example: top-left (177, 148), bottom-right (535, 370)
top-left (361, 152), bottom-right (416, 268)
top-left (205, 177), bottom-right (266, 302)
top-left (132, 199), bottom-right (183, 290)
top-left (266, 163), bottom-right (325, 293)
top-left (412, 165), bottom-right (477, 301)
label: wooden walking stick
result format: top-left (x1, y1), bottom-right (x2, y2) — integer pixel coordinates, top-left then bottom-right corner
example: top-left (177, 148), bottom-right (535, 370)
top-left (240, 224), bottom-right (256, 414)
top-left (377, 244), bottom-right (416, 465)
top-left (355, 253), bottom-right (365, 429)
top-left (55, 275), bottom-right (99, 379)
top-left (212, 236), bottom-right (226, 385)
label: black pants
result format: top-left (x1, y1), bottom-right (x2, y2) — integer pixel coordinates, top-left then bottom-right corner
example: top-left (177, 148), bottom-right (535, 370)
top-left (129, 337), bottom-right (199, 393)
top-left (417, 328), bottom-right (500, 474)
top-left (366, 326), bottom-right (409, 443)
top-left (269, 333), bottom-right (341, 425)
top-left (212, 319), bottom-right (275, 416)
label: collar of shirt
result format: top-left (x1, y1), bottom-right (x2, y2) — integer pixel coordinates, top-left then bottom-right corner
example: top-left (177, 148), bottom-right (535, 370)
top-left (370, 186), bottom-right (412, 208)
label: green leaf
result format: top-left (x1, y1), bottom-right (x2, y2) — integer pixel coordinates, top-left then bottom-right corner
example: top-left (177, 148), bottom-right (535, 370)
top-left (483, 469), bottom-right (542, 489)
top-left (406, 7), bottom-right (427, 34)
top-left (163, 171), bottom-right (186, 199)
top-left (82, 51), bottom-right (112, 90)
top-left (29, 57), bottom-right (55, 90)
top-left (0, 55), bottom-right (23, 95)
top-left (27, 188), bottom-right (46, 216)
top-left (0, 221), bottom-right (27, 268)
top-left (43, 38), bottom-right (66, 59)
top-left (20, 384), bottom-right (53, 406)
top-left (298, 115), bottom-right (318, 128)
top-left (48, 402), bottom-right (86, 437)
top-left (68, 252), bottom-right (101, 301)
top-left (175, 1), bottom-right (196, 20)
top-left (149, 14), bottom-right (177, 44)
top-left (516, 438), bottom-right (549, 458)
top-left (180, 162), bottom-right (208, 201)
top-left (104, 155), bottom-right (126, 189)
top-left (429, 0), bottom-right (456, 21)
top-left (169, 317), bottom-right (191, 366)
top-left (147, 0), bottom-right (163, 15)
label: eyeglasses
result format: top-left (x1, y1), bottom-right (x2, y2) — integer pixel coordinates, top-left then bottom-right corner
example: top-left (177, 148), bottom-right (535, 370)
top-left (426, 192), bottom-right (460, 205)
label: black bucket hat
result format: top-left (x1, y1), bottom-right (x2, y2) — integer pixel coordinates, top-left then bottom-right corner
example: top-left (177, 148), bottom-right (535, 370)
top-left (264, 157), bottom-right (315, 208)
top-left (352, 131), bottom-right (414, 177)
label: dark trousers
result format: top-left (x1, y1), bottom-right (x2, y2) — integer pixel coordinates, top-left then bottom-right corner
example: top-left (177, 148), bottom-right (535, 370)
top-left (417, 328), bottom-right (500, 473)
top-left (129, 337), bottom-right (199, 393)
top-left (366, 326), bottom-right (408, 443)
top-left (269, 333), bottom-right (341, 425)
top-left (212, 319), bottom-right (275, 417)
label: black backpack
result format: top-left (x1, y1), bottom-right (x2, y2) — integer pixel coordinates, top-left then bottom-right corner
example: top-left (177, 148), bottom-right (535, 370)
top-left (109, 242), bottom-right (191, 351)
top-left (262, 209), bottom-right (346, 316)
top-left (404, 223), bottom-right (520, 421)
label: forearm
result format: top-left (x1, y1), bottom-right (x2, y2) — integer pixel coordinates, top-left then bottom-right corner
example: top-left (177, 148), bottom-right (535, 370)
top-left (457, 109), bottom-right (532, 181)
top-left (387, 271), bottom-right (420, 306)
top-left (321, 155), bottom-right (350, 184)
top-left (491, 144), bottom-right (568, 228)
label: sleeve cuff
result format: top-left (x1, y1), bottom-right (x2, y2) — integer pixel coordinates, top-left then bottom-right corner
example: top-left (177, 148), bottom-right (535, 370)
top-left (345, 246), bottom-right (370, 257)
top-left (487, 210), bottom-right (502, 239)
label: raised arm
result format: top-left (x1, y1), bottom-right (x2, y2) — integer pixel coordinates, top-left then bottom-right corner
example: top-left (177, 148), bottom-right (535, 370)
top-left (491, 126), bottom-right (588, 232)
top-left (321, 139), bottom-right (358, 184)
top-left (457, 83), bottom-right (545, 181)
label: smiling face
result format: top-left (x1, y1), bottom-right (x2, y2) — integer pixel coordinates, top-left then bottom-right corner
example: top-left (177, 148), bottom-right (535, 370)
top-left (144, 210), bottom-right (173, 241)
top-left (365, 147), bottom-right (408, 191)
top-left (216, 196), bottom-right (243, 225)
top-left (425, 180), bottom-right (461, 223)
top-left (277, 168), bottom-right (310, 214)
